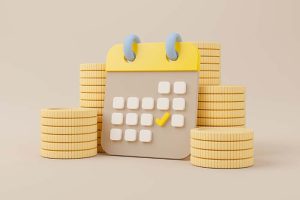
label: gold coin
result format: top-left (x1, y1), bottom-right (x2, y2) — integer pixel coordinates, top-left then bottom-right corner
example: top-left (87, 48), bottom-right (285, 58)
top-left (80, 100), bottom-right (104, 108)
top-left (41, 124), bottom-right (97, 134)
top-left (79, 107), bottom-right (104, 115)
top-left (41, 117), bottom-right (97, 127)
top-left (198, 49), bottom-right (220, 57)
top-left (41, 140), bottom-right (97, 151)
top-left (80, 86), bottom-right (105, 93)
top-left (191, 148), bottom-right (254, 159)
top-left (41, 132), bottom-right (97, 142)
top-left (197, 117), bottom-right (246, 126)
top-left (80, 92), bottom-right (105, 101)
top-left (197, 125), bottom-right (245, 128)
top-left (80, 63), bottom-right (105, 71)
top-left (199, 71), bottom-right (220, 78)
top-left (199, 85), bottom-right (245, 94)
top-left (199, 78), bottom-right (220, 85)
top-left (198, 101), bottom-right (245, 110)
top-left (191, 127), bottom-right (253, 141)
top-left (41, 108), bottom-right (97, 118)
top-left (194, 42), bottom-right (221, 50)
top-left (190, 156), bottom-right (254, 168)
top-left (40, 148), bottom-right (97, 159)
top-left (80, 71), bottom-right (106, 78)
top-left (198, 93), bottom-right (245, 102)
top-left (191, 138), bottom-right (253, 150)
top-left (200, 64), bottom-right (221, 71)
top-left (197, 110), bottom-right (245, 118)
top-left (200, 57), bottom-right (220, 64)
top-left (80, 78), bottom-right (106, 86)
top-left (80, 86), bottom-right (106, 93)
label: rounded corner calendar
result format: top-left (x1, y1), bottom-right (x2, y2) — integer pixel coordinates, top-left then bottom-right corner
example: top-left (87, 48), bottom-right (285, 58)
top-left (102, 42), bottom-right (200, 159)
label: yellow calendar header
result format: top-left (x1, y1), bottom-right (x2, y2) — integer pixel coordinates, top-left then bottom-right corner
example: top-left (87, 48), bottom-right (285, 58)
top-left (106, 42), bottom-right (199, 72)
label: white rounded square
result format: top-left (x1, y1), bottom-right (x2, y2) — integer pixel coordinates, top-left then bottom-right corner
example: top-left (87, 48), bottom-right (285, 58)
top-left (171, 114), bottom-right (184, 127)
top-left (158, 81), bottom-right (171, 94)
top-left (140, 113), bottom-right (153, 126)
top-left (172, 98), bottom-right (185, 110)
top-left (113, 97), bottom-right (125, 109)
top-left (124, 129), bottom-right (137, 142)
top-left (111, 113), bottom-right (123, 125)
top-left (139, 130), bottom-right (152, 142)
top-left (174, 81), bottom-right (186, 94)
top-left (110, 129), bottom-right (122, 141)
top-left (126, 113), bottom-right (138, 125)
top-left (127, 97), bottom-right (139, 109)
top-left (142, 97), bottom-right (154, 110)
top-left (157, 98), bottom-right (169, 110)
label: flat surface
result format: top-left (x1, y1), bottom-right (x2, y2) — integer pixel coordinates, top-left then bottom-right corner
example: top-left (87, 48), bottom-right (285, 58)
top-left (1, 128), bottom-right (300, 200)
top-left (1, 0), bottom-right (300, 199)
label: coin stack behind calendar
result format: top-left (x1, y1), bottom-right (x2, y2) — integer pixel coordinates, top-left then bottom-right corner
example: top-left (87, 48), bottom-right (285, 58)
top-left (196, 42), bottom-right (221, 86)
top-left (80, 63), bottom-right (106, 153)
top-left (40, 108), bottom-right (98, 159)
top-left (197, 85), bottom-right (246, 127)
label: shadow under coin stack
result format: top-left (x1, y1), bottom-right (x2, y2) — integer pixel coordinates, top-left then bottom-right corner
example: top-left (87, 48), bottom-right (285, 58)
top-left (40, 108), bottom-right (98, 159)
top-left (197, 85), bottom-right (246, 127)
top-left (80, 63), bottom-right (106, 153)
top-left (190, 127), bottom-right (254, 169)
top-left (196, 42), bottom-right (221, 86)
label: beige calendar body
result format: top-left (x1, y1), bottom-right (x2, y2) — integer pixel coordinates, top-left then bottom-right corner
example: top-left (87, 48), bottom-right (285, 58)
top-left (102, 72), bottom-right (198, 158)
top-left (102, 42), bottom-right (199, 159)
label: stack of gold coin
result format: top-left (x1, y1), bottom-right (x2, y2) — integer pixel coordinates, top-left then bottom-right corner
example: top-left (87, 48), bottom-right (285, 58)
top-left (197, 85), bottom-right (246, 127)
top-left (80, 63), bottom-right (106, 153)
top-left (190, 127), bottom-right (254, 169)
top-left (196, 42), bottom-right (221, 86)
top-left (40, 108), bottom-right (98, 159)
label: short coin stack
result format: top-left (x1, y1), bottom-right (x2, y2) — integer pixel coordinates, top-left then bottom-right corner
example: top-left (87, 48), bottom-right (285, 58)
top-left (190, 127), bottom-right (254, 168)
top-left (80, 63), bottom-right (106, 153)
top-left (196, 42), bottom-right (221, 86)
top-left (197, 85), bottom-right (246, 127)
top-left (40, 108), bottom-right (98, 159)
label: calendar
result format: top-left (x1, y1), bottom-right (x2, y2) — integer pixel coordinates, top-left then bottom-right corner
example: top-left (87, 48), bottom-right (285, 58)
top-left (102, 35), bottom-right (199, 159)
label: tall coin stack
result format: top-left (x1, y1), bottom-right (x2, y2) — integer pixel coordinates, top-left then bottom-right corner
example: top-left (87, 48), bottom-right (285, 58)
top-left (80, 63), bottom-right (106, 153)
top-left (197, 85), bottom-right (246, 127)
top-left (40, 108), bottom-right (98, 159)
top-left (196, 42), bottom-right (221, 86)
top-left (190, 127), bottom-right (254, 169)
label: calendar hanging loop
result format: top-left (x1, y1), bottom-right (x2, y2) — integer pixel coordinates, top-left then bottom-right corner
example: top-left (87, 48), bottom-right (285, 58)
top-left (166, 33), bottom-right (182, 61)
top-left (123, 34), bottom-right (141, 62)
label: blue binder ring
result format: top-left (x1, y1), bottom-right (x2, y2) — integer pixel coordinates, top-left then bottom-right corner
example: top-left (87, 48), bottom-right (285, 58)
top-left (166, 33), bottom-right (182, 61)
top-left (123, 34), bottom-right (141, 62)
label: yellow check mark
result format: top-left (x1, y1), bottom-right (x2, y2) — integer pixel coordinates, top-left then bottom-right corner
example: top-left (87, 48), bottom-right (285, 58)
top-left (155, 112), bottom-right (171, 127)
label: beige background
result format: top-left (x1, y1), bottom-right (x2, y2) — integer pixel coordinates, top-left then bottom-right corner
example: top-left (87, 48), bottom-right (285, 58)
top-left (0, 0), bottom-right (299, 199)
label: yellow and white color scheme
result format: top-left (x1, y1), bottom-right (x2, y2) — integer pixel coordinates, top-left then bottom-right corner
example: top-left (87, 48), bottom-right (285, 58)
top-left (102, 42), bottom-right (199, 159)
